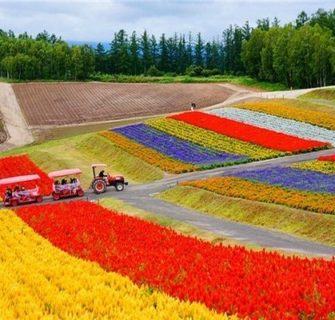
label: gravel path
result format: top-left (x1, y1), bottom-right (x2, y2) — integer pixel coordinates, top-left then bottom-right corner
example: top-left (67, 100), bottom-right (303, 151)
top-left (107, 147), bottom-right (335, 257)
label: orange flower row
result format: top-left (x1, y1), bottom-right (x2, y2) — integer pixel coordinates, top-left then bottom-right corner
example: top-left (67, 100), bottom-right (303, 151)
top-left (181, 177), bottom-right (335, 214)
top-left (100, 131), bottom-right (196, 173)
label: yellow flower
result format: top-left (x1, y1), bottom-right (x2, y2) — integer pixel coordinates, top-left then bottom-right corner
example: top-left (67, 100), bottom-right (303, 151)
top-left (0, 209), bottom-right (237, 320)
top-left (236, 99), bottom-right (335, 130)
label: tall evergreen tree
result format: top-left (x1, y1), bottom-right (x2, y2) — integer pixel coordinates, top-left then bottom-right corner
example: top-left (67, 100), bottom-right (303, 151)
top-left (194, 33), bottom-right (204, 67)
top-left (159, 33), bottom-right (169, 72)
top-left (129, 32), bottom-right (140, 74)
top-left (141, 30), bottom-right (152, 74)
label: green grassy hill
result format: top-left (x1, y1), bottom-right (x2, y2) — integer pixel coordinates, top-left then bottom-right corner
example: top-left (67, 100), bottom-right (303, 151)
top-left (1, 133), bottom-right (164, 188)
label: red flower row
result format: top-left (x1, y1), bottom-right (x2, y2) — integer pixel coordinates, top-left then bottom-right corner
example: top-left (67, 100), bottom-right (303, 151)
top-left (16, 201), bottom-right (335, 320)
top-left (170, 111), bottom-right (328, 152)
top-left (318, 154), bottom-right (335, 162)
top-left (0, 155), bottom-right (52, 195)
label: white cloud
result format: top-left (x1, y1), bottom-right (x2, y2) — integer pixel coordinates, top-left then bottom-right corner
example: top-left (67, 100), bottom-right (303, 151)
top-left (0, 0), bottom-right (333, 41)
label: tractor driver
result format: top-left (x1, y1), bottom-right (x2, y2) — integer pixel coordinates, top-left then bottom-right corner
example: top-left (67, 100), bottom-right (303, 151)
top-left (99, 170), bottom-right (107, 178)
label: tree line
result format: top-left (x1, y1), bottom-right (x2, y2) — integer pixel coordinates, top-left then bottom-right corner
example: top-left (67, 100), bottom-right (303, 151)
top-left (0, 8), bottom-right (334, 88)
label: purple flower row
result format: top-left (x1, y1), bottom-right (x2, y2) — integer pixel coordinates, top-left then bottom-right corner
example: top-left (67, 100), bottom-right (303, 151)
top-left (114, 124), bottom-right (248, 165)
top-left (232, 166), bottom-right (335, 194)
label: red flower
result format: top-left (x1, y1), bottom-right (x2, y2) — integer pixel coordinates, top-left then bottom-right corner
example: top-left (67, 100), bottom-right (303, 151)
top-left (170, 111), bottom-right (328, 152)
top-left (0, 155), bottom-right (52, 195)
top-left (16, 201), bottom-right (335, 319)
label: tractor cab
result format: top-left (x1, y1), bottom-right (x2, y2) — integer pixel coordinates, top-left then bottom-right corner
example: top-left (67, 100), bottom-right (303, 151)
top-left (0, 174), bottom-right (43, 207)
top-left (91, 164), bottom-right (128, 194)
top-left (48, 168), bottom-right (85, 201)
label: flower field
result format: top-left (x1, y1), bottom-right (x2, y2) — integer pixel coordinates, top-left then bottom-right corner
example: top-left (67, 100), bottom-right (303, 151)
top-left (16, 201), bottom-right (335, 319)
top-left (209, 107), bottom-right (335, 146)
top-left (100, 131), bottom-right (196, 173)
top-left (170, 111), bottom-right (328, 152)
top-left (182, 176), bottom-right (335, 214)
top-left (99, 107), bottom-right (331, 174)
top-left (0, 154), bottom-right (52, 195)
top-left (233, 166), bottom-right (335, 193)
top-left (114, 124), bottom-right (248, 166)
top-left (0, 209), bottom-right (232, 320)
top-left (146, 118), bottom-right (282, 160)
top-left (236, 99), bottom-right (335, 130)
top-left (292, 159), bottom-right (335, 174)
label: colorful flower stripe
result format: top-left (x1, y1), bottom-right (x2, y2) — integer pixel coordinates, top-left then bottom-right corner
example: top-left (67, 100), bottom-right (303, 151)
top-left (318, 154), bottom-right (335, 162)
top-left (170, 111), bottom-right (328, 152)
top-left (99, 131), bottom-right (196, 173)
top-left (182, 176), bottom-right (335, 215)
top-left (146, 117), bottom-right (282, 160)
top-left (232, 166), bottom-right (335, 193)
top-left (292, 160), bottom-right (335, 175)
top-left (236, 99), bottom-right (335, 130)
top-left (0, 209), bottom-right (231, 320)
top-left (17, 201), bottom-right (335, 319)
top-left (0, 154), bottom-right (52, 195)
top-left (114, 124), bottom-right (247, 166)
top-left (209, 107), bottom-right (335, 146)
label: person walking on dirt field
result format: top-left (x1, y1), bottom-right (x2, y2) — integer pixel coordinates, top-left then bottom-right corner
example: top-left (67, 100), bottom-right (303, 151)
top-left (190, 102), bottom-right (196, 111)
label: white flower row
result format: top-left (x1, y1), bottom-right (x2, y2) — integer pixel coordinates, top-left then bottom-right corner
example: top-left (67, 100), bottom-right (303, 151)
top-left (208, 107), bottom-right (335, 146)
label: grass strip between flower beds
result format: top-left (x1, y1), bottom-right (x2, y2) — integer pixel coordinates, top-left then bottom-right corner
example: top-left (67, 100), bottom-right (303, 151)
top-left (100, 131), bottom-right (196, 173)
top-left (157, 185), bottom-right (335, 247)
top-left (181, 177), bottom-right (335, 215)
top-left (146, 117), bottom-right (283, 160)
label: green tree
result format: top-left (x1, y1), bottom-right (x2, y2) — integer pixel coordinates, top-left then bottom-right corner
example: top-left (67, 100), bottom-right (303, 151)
top-left (129, 32), bottom-right (140, 74)
top-left (194, 33), bottom-right (203, 66)
top-left (141, 30), bottom-right (152, 74)
top-left (95, 42), bottom-right (107, 73)
top-left (159, 33), bottom-right (169, 72)
top-left (241, 28), bottom-right (265, 78)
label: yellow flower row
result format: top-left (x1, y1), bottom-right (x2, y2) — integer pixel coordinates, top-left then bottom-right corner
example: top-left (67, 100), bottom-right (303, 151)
top-left (0, 209), bottom-right (236, 320)
top-left (146, 118), bottom-right (282, 160)
top-left (292, 160), bottom-right (335, 174)
top-left (100, 131), bottom-right (196, 173)
top-left (236, 99), bottom-right (335, 130)
top-left (181, 177), bottom-right (335, 214)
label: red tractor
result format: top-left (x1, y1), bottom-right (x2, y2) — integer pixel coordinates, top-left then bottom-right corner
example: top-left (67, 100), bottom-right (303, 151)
top-left (48, 168), bottom-right (85, 201)
top-left (0, 174), bottom-right (43, 207)
top-left (91, 164), bottom-right (128, 194)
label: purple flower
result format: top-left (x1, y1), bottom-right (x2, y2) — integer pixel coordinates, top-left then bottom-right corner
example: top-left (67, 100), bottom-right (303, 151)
top-left (114, 124), bottom-right (248, 166)
top-left (232, 166), bottom-right (335, 193)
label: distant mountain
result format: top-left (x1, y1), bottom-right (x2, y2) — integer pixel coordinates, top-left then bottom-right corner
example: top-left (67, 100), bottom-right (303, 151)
top-left (66, 40), bottom-right (109, 49)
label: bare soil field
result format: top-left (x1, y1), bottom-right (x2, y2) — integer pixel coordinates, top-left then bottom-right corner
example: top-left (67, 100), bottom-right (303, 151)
top-left (12, 82), bottom-right (233, 126)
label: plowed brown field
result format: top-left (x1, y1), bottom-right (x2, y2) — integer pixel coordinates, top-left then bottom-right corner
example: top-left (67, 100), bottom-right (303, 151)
top-left (12, 82), bottom-right (233, 126)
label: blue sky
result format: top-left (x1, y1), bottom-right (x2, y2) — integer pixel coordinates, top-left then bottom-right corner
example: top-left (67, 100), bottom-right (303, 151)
top-left (0, 0), bottom-right (334, 42)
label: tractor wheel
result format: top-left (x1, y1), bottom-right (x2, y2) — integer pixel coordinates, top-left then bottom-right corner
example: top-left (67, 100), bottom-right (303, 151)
top-left (115, 182), bottom-right (124, 192)
top-left (77, 189), bottom-right (84, 197)
top-left (52, 193), bottom-right (60, 201)
top-left (11, 199), bottom-right (18, 207)
top-left (36, 196), bottom-right (43, 203)
top-left (93, 180), bottom-right (107, 194)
